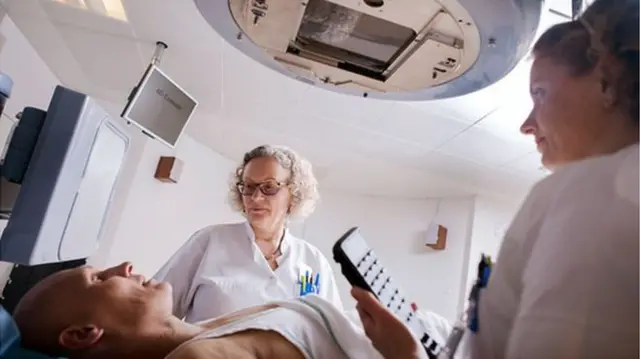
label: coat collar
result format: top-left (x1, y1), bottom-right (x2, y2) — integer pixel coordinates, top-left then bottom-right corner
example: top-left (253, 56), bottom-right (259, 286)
top-left (243, 220), bottom-right (291, 254)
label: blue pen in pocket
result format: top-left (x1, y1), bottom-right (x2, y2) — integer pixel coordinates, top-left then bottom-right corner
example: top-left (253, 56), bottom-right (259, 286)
top-left (468, 254), bottom-right (493, 333)
top-left (314, 272), bottom-right (321, 294)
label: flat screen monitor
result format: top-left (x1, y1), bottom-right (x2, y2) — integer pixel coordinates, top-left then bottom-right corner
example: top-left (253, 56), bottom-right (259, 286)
top-left (121, 64), bottom-right (197, 148)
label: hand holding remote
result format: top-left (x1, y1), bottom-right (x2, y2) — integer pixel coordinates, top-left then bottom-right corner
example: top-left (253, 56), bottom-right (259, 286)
top-left (351, 287), bottom-right (428, 359)
top-left (333, 227), bottom-right (443, 359)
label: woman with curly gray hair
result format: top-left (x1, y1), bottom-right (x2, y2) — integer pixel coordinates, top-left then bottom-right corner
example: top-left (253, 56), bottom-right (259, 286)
top-left (152, 145), bottom-right (342, 322)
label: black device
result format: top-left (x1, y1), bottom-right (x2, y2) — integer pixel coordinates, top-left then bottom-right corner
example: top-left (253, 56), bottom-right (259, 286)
top-left (332, 227), bottom-right (443, 359)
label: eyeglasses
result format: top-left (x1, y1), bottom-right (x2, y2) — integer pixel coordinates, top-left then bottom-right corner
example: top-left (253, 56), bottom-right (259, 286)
top-left (237, 180), bottom-right (287, 196)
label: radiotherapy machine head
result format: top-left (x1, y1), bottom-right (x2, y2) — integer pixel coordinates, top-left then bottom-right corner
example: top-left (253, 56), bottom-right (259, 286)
top-left (0, 86), bottom-right (129, 265)
top-left (194, 0), bottom-right (544, 100)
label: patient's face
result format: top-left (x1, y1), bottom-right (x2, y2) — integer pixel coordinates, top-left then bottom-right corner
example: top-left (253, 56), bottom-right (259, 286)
top-left (14, 262), bottom-right (175, 354)
top-left (82, 262), bottom-right (173, 320)
top-left (51, 262), bottom-right (173, 330)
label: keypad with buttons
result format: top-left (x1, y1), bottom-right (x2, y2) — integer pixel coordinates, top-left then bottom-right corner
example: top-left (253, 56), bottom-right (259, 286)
top-left (353, 247), bottom-right (417, 322)
top-left (333, 227), bottom-right (443, 359)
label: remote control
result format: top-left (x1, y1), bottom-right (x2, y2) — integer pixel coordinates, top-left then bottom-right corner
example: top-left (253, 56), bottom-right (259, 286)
top-left (332, 227), bottom-right (443, 359)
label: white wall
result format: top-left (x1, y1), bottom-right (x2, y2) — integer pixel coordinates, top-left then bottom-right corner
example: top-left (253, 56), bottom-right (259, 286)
top-left (464, 196), bottom-right (524, 294)
top-left (0, 18), bottom-right (58, 120)
top-left (303, 194), bottom-right (525, 320)
top-left (302, 193), bottom-right (476, 321)
top-left (96, 135), bottom-right (245, 276)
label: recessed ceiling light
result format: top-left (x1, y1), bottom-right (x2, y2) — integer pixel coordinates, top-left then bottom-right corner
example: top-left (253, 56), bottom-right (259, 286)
top-left (50, 0), bottom-right (128, 22)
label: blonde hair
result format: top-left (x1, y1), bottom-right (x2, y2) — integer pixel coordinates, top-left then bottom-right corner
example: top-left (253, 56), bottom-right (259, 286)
top-left (228, 145), bottom-right (319, 219)
top-left (532, 0), bottom-right (638, 121)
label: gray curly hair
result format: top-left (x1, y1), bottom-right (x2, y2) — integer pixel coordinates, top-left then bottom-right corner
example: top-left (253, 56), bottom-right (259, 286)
top-left (228, 145), bottom-right (319, 220)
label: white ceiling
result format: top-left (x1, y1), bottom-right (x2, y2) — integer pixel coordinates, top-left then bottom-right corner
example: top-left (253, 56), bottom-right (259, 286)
top-left (0, 0), bottom-right (572, 199)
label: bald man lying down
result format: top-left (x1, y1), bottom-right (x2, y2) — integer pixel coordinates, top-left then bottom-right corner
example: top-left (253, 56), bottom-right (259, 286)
top-left (13, 262), bottom-right (428, 359)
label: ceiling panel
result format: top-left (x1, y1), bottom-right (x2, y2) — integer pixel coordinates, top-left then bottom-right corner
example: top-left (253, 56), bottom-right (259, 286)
top-left (190, 114), bottom-right (286, 162)
top-left (415, 149), bottom-right (491, 179)
top-left (53, 23), bottom-right (143, 92)
top-left (474, 96), bottom-right (534, 148)
top-left (371, 103), bottom-right (469, 150)
top-left (473, 168), bottom-right (536, 199)
top-left (217, 106), bottom-right (363, 165)
top-left (347, 131), bottom-right (427, 167)
top-left (222, 43), bottom-right (309, 115)
top-left (190, 111), bottom-right (344, 174)
top-left (437, 125), bottom-right (532, 167)
top-left (278, 110), bottom-right (378, 152)
top-left (123, 0), bottom-right (212, 46)
top-left (415, 150), bottom-right (536, 197)
top-left (42, 1), bottom-right (134, 37)
top-left (406, 86), bottom-right (501, 124)
top-left (321, 153), bottom-right (477, 198)
top-left (297, 86), bottom-right (395, 128)
top-left (219, 106), bottom-right (285, 136)
top-left (39, 1), bottom-right (144, 95)
top-left (2, 0), bottom-right (96, 92)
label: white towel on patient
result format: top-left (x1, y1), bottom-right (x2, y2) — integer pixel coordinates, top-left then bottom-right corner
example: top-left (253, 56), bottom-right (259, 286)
top-left (175, 295), bottom-right (384, 359)
top-left (283, 295), bottom-right (387, 359)
top-left (289, 297), bottom-right (460, 359)
top-left (175, 295), bottom-right (462, 359)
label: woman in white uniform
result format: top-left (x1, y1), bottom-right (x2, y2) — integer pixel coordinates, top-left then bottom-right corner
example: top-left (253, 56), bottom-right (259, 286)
top-left (352, 0), bottom-right (639, 358)
top-left (153, 145), bottom-right (343, 323)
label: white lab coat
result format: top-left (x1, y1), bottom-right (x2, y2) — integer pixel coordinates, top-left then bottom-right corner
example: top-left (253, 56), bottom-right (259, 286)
top-left (153, 221), bottom-right (343, 323)
top-left (469, 144), bottom-right (639, 359)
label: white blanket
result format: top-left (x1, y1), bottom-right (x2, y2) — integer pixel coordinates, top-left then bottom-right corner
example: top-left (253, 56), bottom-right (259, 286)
top-left (284, 295), bottom-right (387, 359)
top-left (180, 295), bottom-right (456, 359)
top-left (181, 295), bottom-right (384, 359)
top-left (289, 296), bottom-right (463, 359)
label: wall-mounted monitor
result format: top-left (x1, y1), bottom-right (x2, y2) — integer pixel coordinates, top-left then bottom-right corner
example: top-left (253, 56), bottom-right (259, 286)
top-left (121, 64), bottom-right (198, 148)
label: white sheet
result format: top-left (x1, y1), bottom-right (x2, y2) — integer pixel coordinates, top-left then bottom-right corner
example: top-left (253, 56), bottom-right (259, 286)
top-left (286, 296), bottom-right (387, 359)
top-left (174, 296), bottom-right (383, 359)
top-left (172, 295), bottom-right (457, 359)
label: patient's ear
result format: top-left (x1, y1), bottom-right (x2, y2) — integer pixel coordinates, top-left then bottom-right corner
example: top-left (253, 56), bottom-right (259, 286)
top-left (59, 325), bottom-right (104, 350)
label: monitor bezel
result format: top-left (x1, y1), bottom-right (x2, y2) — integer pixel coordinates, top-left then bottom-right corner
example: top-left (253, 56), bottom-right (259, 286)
top-left (121, 63), bottom-right (198, 148)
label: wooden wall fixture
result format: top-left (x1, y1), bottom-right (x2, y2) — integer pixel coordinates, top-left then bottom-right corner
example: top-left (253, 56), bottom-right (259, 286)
top-left (154, 156), bottom-right (183, 183)
top-left (425, 223), bottom-right (448, 250)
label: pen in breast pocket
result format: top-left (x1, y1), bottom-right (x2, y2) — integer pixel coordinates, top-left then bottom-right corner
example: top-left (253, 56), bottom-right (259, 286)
top-left (314, 273), bottom-right (320, 293)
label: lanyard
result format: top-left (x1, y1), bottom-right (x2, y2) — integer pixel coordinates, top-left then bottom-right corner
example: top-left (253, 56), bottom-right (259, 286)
top-left (437, 254), bottom-right (493, 359)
